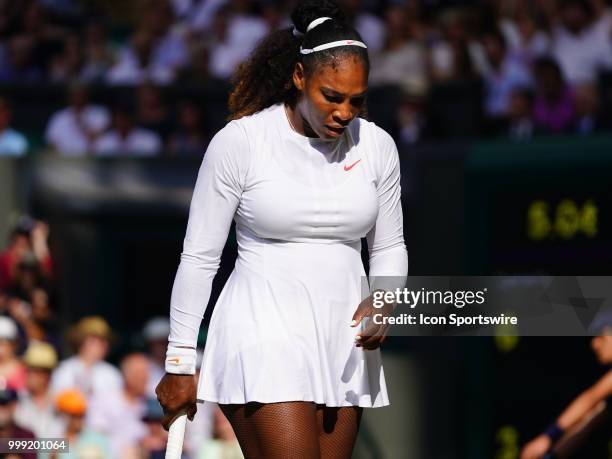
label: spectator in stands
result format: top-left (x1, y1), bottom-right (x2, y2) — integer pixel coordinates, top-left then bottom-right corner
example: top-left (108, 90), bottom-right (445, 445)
top-left (0, 386), bottom-right (35, 459)
top-left (106, 28), bottom-right (174, 86)
top-left (552, 0), bottom-right (612, 86)
top-left (49, 33), bottom-right (84, 82)
top-left (339, 0), bottom-right (385, 54)
top-left (532, 57), bottom-right (575, 134)
top-left (369, 4), bottom-right (428, 96)
top-left (139, 398), bottom-right (168, 459)
top-left (19, 0), bottom-right (68, 71)
top-left (498, 7), bottom-right (551, 63)
top-left (87, 353), bottom-right (149, 458)
top-left (136, 83), bottom-right (173, 141)
top-left (507, 87), bottom-right (535, 140)
top-left (573, 83), bottom-right (608, 134)
top-left (0, 222), bottom-right (30, 291)
top-left (108, 0), bottom-right (188, 86)
top-left (189, 0), bottom-right (228, 33)
top-left (207, 3), bottom-right (268, 79)
top-left (260, 0), bottom-right (289, 31)
top-left (0, 97), bottom-right (28, 156)
top-left (0, 317), bottom-right (26, 390)
top-left (50, 316), bottom-right (122, 400)
top-left (142, 317), bottom-right (169, 397)
top-left (195, 405), bottom-right (243, 459)
top-left (28, 287), bottom-right (61, 350)
top-left (0, 218), bottom-right (52, 293)
top-left (481, 28), bottom-right (532, 120)
top-left (0, 35), bottom-right (43, 83)
top-left (81, 21), bottom-right (115, 84)
top-left (140, 0), bottom-right (189, 74)
top-left (0, 218), bottom-right (51, 290)
top-left (45, 83), bottom-right (111, 156)
top-left (428, 9), bottom-right (479, 82)
top-left (6, 285), bottom-right (44, 351)
top-left (93, 103), bottom-right (162, 156)
top-left (41, 389), bottom-right (113, 459)
top-left (6, 251), bottom-right (45, 304)
top-left (14, 342), bottom-right (62, 438)
top-left (168, 101), bottom-right (209, 157)
top-left (176, 43), bottom-right (211, 86)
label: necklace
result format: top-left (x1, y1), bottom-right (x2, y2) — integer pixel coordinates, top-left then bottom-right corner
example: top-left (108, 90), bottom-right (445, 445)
top-left (284, 104), bottom-right (299, 133)
top-left (283, 103), bottom-right (347, 157)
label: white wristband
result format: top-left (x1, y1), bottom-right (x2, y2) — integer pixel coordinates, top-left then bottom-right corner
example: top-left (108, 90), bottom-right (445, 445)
top-left (165, 345), bottom-right (197, 375)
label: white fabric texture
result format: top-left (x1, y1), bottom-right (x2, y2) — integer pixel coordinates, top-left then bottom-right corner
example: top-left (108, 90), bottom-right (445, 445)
top-left (45, 106), bottom-right (110, 156)
top-left (50, 356), bottom-right (123, 400)
top-left (93, 128), bottom-right (161, 156)
top-left (168, 103), bottom-right (408, 407)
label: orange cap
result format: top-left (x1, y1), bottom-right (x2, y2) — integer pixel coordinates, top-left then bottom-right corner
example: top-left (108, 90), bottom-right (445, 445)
top-left (55, 389), bottom-right (87, 416)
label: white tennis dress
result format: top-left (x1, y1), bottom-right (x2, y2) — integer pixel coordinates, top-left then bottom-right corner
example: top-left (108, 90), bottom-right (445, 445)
top-left (168, 103), bottom-right (408, 407)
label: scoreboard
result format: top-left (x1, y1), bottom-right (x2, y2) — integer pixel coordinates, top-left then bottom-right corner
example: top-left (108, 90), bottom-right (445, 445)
top-left (466, 135), bottom-right (612, 275)
top-left (465, 135), bottom-right (612, 458)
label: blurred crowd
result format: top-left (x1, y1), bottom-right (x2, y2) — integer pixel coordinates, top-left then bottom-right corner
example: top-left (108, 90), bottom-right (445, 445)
top-left (0, 216), bottom-right (243, 458)
top-left (1, 0), bottom-right (612, 155)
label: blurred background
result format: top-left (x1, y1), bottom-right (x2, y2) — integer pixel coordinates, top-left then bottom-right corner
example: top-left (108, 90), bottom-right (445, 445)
top-left (1, 0), bottom-right (611, 457)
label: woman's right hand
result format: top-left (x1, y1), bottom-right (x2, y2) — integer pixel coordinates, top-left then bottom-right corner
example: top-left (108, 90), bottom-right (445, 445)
top-left (155, 373), bottom-right (198, 430)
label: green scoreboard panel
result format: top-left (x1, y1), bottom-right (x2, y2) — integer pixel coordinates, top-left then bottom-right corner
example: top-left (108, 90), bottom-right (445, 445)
top-left (466, 135), bottom-right (612, 275)
top-left (465, 135), bottom-right (612, 459)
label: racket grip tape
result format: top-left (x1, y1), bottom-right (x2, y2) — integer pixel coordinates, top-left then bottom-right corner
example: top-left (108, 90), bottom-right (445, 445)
top-left (165, 412), bottom-right (187, 459)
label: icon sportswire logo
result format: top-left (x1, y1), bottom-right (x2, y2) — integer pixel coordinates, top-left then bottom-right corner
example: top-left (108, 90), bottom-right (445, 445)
top-left (344, 159), bottom-right (362, 171)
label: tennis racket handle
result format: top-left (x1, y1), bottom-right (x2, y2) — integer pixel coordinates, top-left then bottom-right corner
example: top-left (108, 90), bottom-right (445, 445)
top-left (165, 412), bottom-right (187, 459)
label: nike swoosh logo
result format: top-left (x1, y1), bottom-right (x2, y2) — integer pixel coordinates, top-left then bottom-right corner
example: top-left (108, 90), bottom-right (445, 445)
top-left (167, 358), bottom-right (180, 364)
top-left (344, 159), bottom-right (362, 171)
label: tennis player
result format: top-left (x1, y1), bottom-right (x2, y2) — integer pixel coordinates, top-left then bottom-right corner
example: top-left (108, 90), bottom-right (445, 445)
top-left (156, 0), bottom-right (408, 457)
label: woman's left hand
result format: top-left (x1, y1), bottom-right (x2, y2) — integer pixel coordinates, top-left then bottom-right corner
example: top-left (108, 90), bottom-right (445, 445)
top-left (351, 292), bottom-right (394, 350)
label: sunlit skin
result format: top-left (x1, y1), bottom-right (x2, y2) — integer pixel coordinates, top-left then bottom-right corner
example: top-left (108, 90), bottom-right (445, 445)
top-left (521, 332), bottom-right (612, 459)
top-left (78, 335), bottom-right (109, 366)
top-left (121, 353), bottom-right (150, 399)
top-left (287, 55), bottom-right (368, 140)
top-left (591, 333), bottom-right (612, 364)
top-left (26, 368), bottom-right (51, 396)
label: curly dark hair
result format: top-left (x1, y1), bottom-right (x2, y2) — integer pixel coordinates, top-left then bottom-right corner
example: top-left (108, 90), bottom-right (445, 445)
top-left (227, 0), bottom-right (369, 120)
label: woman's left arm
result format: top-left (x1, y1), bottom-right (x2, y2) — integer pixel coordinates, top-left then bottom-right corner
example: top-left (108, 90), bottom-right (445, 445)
top-left (352, 129), bottom-right (408, 349)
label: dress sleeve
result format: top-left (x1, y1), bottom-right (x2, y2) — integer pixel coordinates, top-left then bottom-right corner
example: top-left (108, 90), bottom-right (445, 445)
top-left (366, 128), bottom-right (408, 292)
top-left (168, 121), bottom-right (247, 348)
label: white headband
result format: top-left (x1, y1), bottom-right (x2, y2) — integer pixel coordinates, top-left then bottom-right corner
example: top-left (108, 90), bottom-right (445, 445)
top-left (307, 17), bottom-right (331, 32)
top-left (292, 16), bottom-right (332, 37)
top-left (300, 39), bottom-right (368, 55)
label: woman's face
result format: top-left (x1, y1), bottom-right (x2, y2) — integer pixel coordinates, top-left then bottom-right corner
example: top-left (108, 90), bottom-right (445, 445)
top-left (294, 55), bottom-right (368, 140)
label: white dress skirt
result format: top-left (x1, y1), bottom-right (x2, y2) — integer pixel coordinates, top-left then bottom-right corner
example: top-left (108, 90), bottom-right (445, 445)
top-left (168, 103), bottom-right (408, 407)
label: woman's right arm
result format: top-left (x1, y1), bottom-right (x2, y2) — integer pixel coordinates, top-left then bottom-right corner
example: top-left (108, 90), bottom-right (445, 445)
top-left (521, 370), bottom-right (612, 459)
top-left (156, 121), bottom-right (247, 428)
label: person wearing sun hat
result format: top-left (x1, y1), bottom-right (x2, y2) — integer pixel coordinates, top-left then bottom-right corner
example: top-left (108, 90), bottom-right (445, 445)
top-left (0, 316), bottom-right (26, 391)
top-left (50, 316), bottom-right (122, 401)
top-left (37, 388), bottom-right (112, 459)
top-left (15, 341), bottom-right (63, 438)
